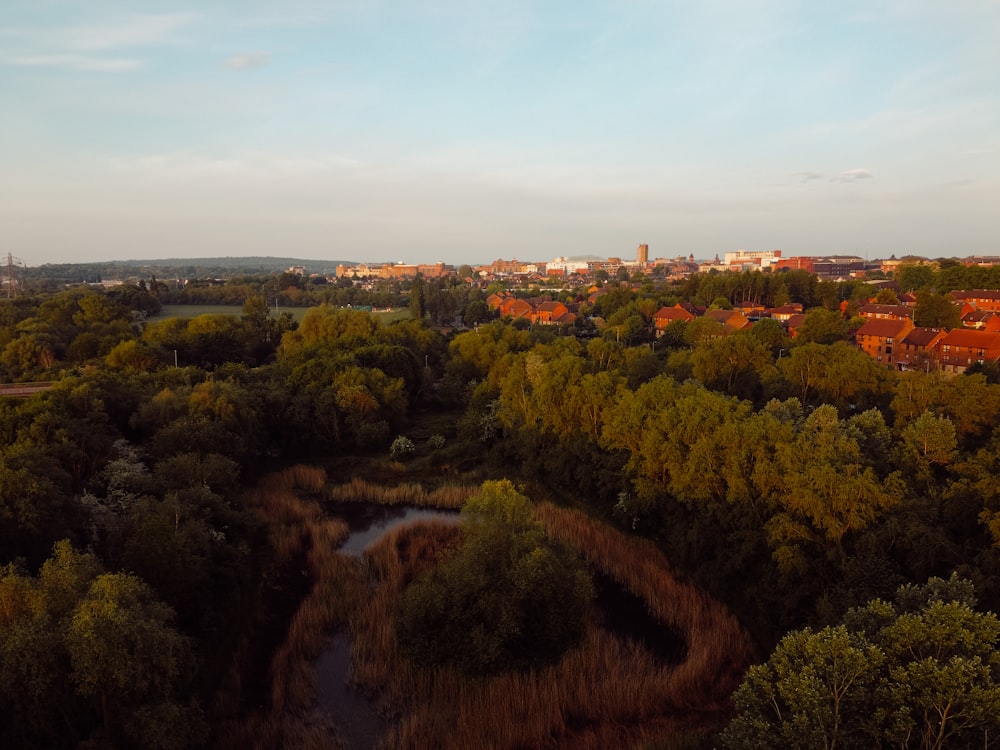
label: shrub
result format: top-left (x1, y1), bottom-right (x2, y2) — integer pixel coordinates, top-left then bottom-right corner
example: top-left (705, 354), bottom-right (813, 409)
top-left (397, 480), bottom-right (593, 675)
top-left (389, 435), bottom-right (415, 460)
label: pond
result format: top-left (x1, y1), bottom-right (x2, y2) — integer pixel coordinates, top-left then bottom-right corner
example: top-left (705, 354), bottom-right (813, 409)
top-left (316, 504), bottom-right (459, 750)
top-left (313, 504), bottom-right (689, 749)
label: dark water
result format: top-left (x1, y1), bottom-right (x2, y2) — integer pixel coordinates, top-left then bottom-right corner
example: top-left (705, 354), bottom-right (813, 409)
top-left (316, 505), bottom-right (459, 750)
top-left (331, 503), bottom-right (459, 557)
top-left (594, 573), bottom-right (688, 665)
top-left (315, 635), bottom-right (382, 750)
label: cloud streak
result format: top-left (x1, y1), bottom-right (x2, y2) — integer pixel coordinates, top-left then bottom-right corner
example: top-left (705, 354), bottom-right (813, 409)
top-left (224, 53), bottom-right (271, 71)
top-left (5, 54), bottom-right (142, 72)
top-left (834, 168), bottom-right (874, 182)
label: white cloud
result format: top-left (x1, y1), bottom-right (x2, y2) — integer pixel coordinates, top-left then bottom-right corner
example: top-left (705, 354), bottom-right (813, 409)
top-left (834, 168), bottom-right (874, 182)
top-left (0, 12), bottom-right (200, 72)
top-left (224, 53), bottom-right (271, 71)
top-left (40, 13), bottom-right (201, 52)
top-left (6, 54), bottom-right (142, 72)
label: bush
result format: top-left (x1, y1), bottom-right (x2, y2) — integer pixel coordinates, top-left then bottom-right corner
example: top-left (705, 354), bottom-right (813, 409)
top-left (428, 434), bottom-right (446, 450)
top-left (397, 480), bottom-right (593, 675)
top-left (389, 435), bottom-right (415, 460)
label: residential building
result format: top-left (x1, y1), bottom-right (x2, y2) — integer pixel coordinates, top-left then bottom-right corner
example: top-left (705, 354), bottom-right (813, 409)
top-left (951, 290), bottom-right (1000, 314)
top-left (858, 304), bottom-right (913, 321)
top-left (652, 305), bottom-right (695, 335)
top-left (961, 310), bottom-right (1000, 332)
top-left (704, 309), bottom-right (751, 332)
top-left (855, 318), bottom-right (915, 367)
top-left (767, 303), bottom-right (803, 322)
top-left (938, 329), bottom-right (1000, 373)
top-left (896, 327), bottom-right (945, 371)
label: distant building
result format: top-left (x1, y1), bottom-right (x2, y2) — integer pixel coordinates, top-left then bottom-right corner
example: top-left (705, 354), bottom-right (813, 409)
top-left (636, 244), bottom-right (649, 266)
top-left (723, 249), bottom-right (781, 271)
top-left (857, 304), bottom-right (913, 321)
top-left (951, 290), bottom-right (1000, 314)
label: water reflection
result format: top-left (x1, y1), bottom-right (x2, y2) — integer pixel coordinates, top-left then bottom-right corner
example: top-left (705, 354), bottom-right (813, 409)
top-left (316, 505), bottom-right (459, 750)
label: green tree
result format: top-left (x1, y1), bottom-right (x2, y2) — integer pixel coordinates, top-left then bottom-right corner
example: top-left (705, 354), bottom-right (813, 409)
top-left (409, 276), bottom-right (426, 320)
top-left (691, 331), bottom-right (770, 398)
top-left (723, 625), bottom-right (885, 750)
top-left (68, 573), bottom-right (202, 745)
top-left (913, 290), bottom-right (961, 329)
top-left (725, 575), bottom-right (1000, 750)
top-left (796, 308), bottom-right (849, 345)
top-left (896, 263), bottom-right (935, 292)
top-left (398, 480), bottom-right (593, 675)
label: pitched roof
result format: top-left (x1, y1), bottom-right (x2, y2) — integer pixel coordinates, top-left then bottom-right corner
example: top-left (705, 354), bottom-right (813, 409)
top-left (900, 327), bottom-right (944, 347)
top-left (704, 309), bottom-right (737, 323)
top-left (653, 306), bottom-right (695, 322)
top-left (858, 304), bottom-right (913, 318)
top-left (939, 329), bottom-right (1000, 349)
top-left (951, 289), bottom-right (1000, 301)
top-left (855, 318), bottom-right (912, 338)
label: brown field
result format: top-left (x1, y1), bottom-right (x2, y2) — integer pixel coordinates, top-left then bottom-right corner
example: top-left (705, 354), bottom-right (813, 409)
top-left (222, 469), bottom-right (754, 750)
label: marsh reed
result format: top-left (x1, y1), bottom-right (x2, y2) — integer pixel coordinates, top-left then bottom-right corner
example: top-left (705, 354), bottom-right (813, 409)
top-left (218, 465), bottom-right (364, 750)
top-left (347, 502), bottom-right (754, 750)
top-left (326, 476), bottom-right (475, 509)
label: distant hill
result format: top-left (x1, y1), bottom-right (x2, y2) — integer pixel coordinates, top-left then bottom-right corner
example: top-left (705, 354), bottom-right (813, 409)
top-left (25, 257), bottom-right (357, 284)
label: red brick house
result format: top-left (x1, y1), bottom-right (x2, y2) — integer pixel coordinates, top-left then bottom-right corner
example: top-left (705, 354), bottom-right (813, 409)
top-left (704, 309), bottom-right (752, 332)
top-left (531, 301), bottom-right (570, 324)
top-left (784, 313), bottom-right (807, 337)
top-left (938, 329), bottom-right (1000, 373)
top-left (858, 304), bottom-right (914, 321)
top-left (896, 327), bottom-right (945, 371)
top-left (951, 290), bottom-right (1000, 314)
top-left (961, 310), bottom-right (1000, 332)
top-left (855, 318), bottom-right (915, 367)
top-left (768, 303), bottom-right (803, 322)
top-left (498, 297), bottom-right (533, 320)
top-left (652, 305), bottom-right (695, 335)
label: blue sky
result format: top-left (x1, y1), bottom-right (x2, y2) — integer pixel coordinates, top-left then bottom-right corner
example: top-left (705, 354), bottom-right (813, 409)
top-left (2, 0), bottom-right (998, 266)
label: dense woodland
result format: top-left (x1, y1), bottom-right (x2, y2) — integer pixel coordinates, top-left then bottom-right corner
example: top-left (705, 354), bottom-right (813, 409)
top-left (1, 263), bottom-right (999, 748)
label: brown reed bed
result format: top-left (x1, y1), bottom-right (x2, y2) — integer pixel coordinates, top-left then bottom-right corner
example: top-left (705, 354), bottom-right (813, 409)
top-left (326, 476), bottom-right (475, 509)
top-left (347, 503), bottom-right (754, 750)
top-left (217, 465), bottom-right (366, 750)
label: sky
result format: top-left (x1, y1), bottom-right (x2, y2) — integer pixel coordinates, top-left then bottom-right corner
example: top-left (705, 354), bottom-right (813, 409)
top-left (2, 0), bottom-right (998, 267)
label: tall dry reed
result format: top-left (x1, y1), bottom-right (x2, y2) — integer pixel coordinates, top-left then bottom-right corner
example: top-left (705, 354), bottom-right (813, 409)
top-left (347, 502), bottom-right (754, 750)
top-left (218, 465), bottom-right (364, 750)
top-left (327, 476), bottom-right (475, 509)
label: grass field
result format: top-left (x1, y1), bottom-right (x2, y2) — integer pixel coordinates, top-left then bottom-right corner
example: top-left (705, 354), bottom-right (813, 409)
top-left (154, 304), bottom-right (408, 325)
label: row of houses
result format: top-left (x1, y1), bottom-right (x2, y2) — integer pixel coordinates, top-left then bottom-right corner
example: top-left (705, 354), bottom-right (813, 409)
top-left (855, 319), bottom-right (1000, 373)
top-left (485, 294), bottom-right (579, 325)
top-left (489, 286), bottom-right (1000, 374)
